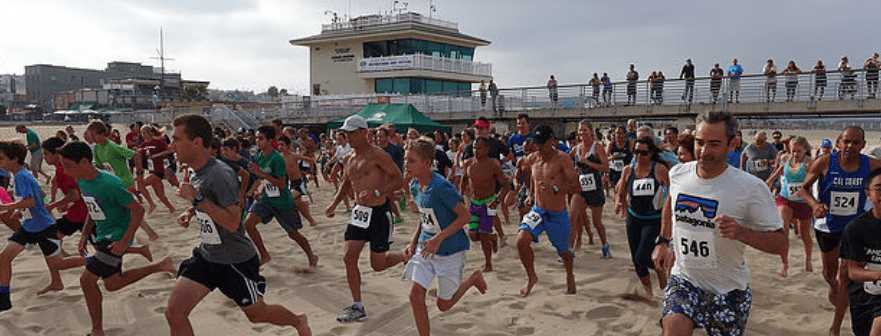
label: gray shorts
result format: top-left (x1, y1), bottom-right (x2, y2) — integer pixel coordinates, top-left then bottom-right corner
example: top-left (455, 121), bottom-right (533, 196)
top-left (251, 198), bottom-right (302, 232)
top-left (29, 150), bottom-right (43, 172)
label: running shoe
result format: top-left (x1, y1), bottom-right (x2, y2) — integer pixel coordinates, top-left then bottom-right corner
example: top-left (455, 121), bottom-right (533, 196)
top-left (602, 243), bottom-right (612, 259)
top-left (337, 304), bottom-right (367, 322)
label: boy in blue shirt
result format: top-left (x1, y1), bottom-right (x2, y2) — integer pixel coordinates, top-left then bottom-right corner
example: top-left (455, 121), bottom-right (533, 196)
top-left (0, 140), bottom-right (87, 311)
top-left (402, 137), bottom-right (487, 336)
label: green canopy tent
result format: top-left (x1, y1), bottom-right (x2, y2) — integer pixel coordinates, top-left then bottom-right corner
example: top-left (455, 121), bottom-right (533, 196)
top-left (328, 103), bottom-right (451, 133)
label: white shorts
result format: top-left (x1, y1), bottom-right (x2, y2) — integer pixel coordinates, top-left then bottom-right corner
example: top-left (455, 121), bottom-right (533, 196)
top-left (402, 250), bottom-right (466, 300)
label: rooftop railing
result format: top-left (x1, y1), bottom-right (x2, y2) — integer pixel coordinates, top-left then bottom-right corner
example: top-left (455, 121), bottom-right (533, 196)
top-left (357, 54), bottom-right (492, 77)
top-left (322, 13), bottom-right (458, 32)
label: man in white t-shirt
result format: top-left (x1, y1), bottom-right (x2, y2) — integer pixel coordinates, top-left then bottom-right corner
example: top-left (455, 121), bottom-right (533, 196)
top-left (652, 111), bottom-right (787, 336)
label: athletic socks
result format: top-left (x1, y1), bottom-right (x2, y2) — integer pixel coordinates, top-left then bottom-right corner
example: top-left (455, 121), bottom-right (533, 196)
top-left (352, 301), bottom-right (363, 309)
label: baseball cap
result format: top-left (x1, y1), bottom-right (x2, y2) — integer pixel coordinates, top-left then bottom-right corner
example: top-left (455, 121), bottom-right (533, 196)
top-left (821, 139), bottom-right (833, 148)
top-left (340, 115), bottom-right (368, 132)
top-left (533, 125), bottom-right (555, 145)
top-left (474, 119), bottom-right (491, 128)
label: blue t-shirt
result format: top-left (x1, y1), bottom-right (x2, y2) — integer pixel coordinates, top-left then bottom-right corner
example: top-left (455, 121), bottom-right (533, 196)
top-left (728, 64), bottom-right (744, 81)
top-left (727, 148), bottom-right (743, 168)
top-left (507, 133), bottom-right (532, 159)
top-left (410, 173), bottom-right (469, 256)
top-left (13, 167), bottom-right (54, 232)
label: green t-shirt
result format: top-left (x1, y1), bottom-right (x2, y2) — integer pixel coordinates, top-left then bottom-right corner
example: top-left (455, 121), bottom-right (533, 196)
top-left (93, 140), bottom-right (136, 189)
top-left (26, 129), bottom-right (40, 153)
top-left (77, 170), bottom-right (135, 243)
top-left (255, 150), bottom-right (294, 210)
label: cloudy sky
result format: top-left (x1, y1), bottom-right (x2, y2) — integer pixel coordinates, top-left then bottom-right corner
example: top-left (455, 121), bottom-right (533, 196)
top-left (3, 0), bottom-right (877, 94)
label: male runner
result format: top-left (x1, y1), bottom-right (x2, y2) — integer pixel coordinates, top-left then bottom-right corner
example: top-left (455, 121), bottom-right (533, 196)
top-left (243, 125), bottom-right (318, 268)
top-left (325, 115), bottom-right (407, 322)
top-left (402, 136), bottom-right (487, 336)
top-left (653, 111), bottom-right (787, 336)
top-left (798, 126), bottom-right (881, 336)
top-left (164, 115), bottom-right (311, 336)
top-left (460, 137), bottom-right (508, 272)
top-left (517, 125), bottom-right (579, 298)
top-left (59, 141), bottom-right (175, 336)
top-left (278, 136), bottom-right (318, 226)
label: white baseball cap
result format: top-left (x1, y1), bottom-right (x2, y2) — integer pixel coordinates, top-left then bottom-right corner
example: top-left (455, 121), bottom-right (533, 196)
top-left (340, 115), bottom-right (368, 132)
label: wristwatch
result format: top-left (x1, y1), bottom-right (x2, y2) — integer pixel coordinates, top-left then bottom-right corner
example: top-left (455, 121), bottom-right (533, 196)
top-left (192, 193), bottom-right (204, 207)
top-left (552, 185), bottom-right (560, 194)
top-left (655, 235), bottom-right (672, 246)
top-left (374, 189), bottom-right (381, 197)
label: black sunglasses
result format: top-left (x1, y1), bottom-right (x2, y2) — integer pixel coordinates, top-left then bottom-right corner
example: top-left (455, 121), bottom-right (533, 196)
top-left (634, 150), bottom-right (651, 156)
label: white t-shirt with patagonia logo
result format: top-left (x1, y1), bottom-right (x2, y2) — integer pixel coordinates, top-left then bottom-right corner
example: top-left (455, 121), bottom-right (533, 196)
top-left (669, 162), bottom-right (783, 295)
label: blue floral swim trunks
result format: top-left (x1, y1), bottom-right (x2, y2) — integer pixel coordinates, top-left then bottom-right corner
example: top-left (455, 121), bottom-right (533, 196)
top-left (661, 275), bottom-right (752, 336)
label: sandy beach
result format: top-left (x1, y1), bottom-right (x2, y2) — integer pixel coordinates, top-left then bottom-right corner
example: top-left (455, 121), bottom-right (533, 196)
top-left (0, 124), bottom-right (871, 336)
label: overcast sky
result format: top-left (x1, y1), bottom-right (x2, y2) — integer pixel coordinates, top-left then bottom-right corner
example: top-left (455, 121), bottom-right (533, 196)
top-left (3, 0), bottom-right (877, 94)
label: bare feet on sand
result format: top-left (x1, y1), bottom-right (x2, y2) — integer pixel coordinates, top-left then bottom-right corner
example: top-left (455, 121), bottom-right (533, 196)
top-left (293, 313), bottom-right (311, 336)
top-left (140, 245), bottom-right (154, 262)
top-left (36, 282), bottom-right (64, 295)
top-left (160, 256), bottom-right (178, 276)
top-left (473, 270), bottom-right (488, 294)
top-left (779, 264), bottom-right (788, 277)
top-left (260, 254), bottom-right (272, 266)
top-left (498, 233), bottom-right (507, 248)
top-left (520, 275), bottom-right (538, 298)
top-left (147, 203), bottom-right (157, 215)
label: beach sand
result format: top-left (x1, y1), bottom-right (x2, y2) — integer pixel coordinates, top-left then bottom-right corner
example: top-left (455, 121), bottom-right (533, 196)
top-left (0, 124), bottom-right (870, 336)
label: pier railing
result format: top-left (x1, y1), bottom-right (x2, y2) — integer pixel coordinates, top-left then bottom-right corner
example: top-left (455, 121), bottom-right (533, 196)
top-left (214, 68), bottom-right (881, 126)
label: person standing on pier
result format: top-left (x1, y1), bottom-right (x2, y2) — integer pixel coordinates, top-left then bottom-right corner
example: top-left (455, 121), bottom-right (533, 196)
top-left (679, 59), bottom-right (695, 103)
top-left (626, 64), bottom-right (639, 105)
top-left (728, 59), bottom-right (744, 103)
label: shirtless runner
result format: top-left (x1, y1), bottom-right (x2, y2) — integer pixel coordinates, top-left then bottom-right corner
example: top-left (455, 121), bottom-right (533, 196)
top-left (325, 115), bottom-right (407, 322)
top-left (460, 137), bottom-right (509, 272)
top-left (517, 125), bottom-right (579, 298)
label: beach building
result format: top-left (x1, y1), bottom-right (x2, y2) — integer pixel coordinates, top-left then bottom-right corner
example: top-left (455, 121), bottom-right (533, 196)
top-left (290, 12), bottom-right (492, 96)
top-left (25, 61), bottom-right (207, 110)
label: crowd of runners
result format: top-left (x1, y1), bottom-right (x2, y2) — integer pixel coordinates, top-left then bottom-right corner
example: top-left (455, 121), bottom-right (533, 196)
top-left (1, 111), bottom-right (881, 336)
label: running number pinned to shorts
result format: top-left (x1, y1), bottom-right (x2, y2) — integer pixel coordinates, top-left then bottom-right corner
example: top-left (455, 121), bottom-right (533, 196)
top-left (349, 205), bottom-right (372, 229)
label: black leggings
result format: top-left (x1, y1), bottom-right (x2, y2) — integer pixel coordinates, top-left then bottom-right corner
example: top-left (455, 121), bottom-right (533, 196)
top-left (626, 214), bottom-right (661, 278)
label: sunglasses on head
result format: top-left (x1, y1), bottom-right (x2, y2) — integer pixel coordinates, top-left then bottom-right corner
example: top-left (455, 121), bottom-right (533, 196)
top-left (634, 150), bottom-right (651, 156)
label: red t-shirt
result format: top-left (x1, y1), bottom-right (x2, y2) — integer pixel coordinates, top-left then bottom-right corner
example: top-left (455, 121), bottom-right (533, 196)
top-left (55, 164), bottom-right (88, 222)
top-left (125, 131), bottom-right (140, 148)
top-left (140, 140), bottom-right (168, 173)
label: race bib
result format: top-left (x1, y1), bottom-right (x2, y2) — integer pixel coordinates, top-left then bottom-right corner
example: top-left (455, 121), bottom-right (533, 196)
top-left (20, 208), bottom-right (31, 220)
top-left (302, 162), bottom-right (310, 168)
top-left (82, 195), bottom-right (107, 221)
top-left (263, 180), bottom-right (281, 198)
top-left (755, 160), bottom-right (769, 172)
top-left (677, 227), bottom-right (717, 269)
top-left (418, 207), bottom-right (441, 234)
top-left (579, 174), bottom-right (597, 192)
top-left (786, 183), bottom-right (803, 201)
top-left (195, 210), bottom-right (221, 245)
top-left (830, 191), bottom-right (859, 216)
top-left (163, 159), bottom-right (170, 169)
top-left (864, 263), bottom-right (881, 295)
top-left (632, 178), bottom-right (655, 197)
top-left (522, 211), bottom-right (542, 229)
top-left (349, 205), bottom-right (373, 229)
top-left (502, 163), bottom-right (515, 179)
top-left (610, 159), bottom-right (625, 172)
top-left (487, 207), bottom-right (498, 217)
top-left (147, 159), bottom-right (155, 172)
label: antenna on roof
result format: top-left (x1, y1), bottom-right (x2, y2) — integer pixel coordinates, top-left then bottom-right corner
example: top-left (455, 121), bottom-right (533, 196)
top-left (324, 10), bottom-right (339, 23)
top-left (429, 0), bottom-right (437, 18)
top-left (149, 27), bottom-right (174, 101)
